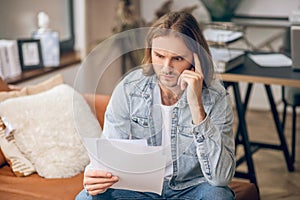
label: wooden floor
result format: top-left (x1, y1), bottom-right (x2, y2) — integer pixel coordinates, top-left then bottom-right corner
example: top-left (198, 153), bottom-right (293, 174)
top-left (233, 109), bottom-right (300, 200)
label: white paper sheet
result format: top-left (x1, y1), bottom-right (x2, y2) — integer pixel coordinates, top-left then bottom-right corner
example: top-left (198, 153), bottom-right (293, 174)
top-left (248, 54), bottom-right (292, 67)
top-left (210, 47), bottom-right (245, 62)
top-left (83, 138), bottom-right (166, 195)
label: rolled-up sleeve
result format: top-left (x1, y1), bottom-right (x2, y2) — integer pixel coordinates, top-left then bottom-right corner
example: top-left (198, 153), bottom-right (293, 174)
top-left (192, 93), bottom-right (235, 186)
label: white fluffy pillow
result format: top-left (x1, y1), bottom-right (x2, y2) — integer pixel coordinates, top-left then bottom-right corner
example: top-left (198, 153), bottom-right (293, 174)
top-left (0, 84), bottom-right (101, 178)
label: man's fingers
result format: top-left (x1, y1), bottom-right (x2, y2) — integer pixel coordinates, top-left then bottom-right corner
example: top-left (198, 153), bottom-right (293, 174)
top-left (86, 181), bottom-right (116, 192)
top-left (88, 189), bottom-right (106, 196)
top-left (85, 176), bottom-right (118, 184)
top-left (180, 78), bottom-right (187, 90)
top-left (85, 176), bottom-right (119, 196)
top-left (86, 170), bottom-right (112, 178)
top-left (193, 53), bottom-right (203, 74)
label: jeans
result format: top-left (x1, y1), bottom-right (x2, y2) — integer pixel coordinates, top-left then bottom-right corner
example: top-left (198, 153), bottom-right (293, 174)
top-left (75, 181), bottom-right (235, 200)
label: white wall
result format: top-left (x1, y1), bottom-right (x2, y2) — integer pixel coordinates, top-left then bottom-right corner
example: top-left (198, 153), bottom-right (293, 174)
top-left (0, 0), bottom-right (70, 40)
top-left (74, 0), bottom-right (87, 57)
top-left (85, 0), bottom-right (118, 51)
top-left (74, 0), bottom-right (122, 56)
top-left (74, 0), bottom-right (135, 95)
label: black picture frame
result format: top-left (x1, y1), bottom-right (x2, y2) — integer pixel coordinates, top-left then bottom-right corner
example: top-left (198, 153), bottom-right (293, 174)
top-left (17, 39), bottom-right (44, 70)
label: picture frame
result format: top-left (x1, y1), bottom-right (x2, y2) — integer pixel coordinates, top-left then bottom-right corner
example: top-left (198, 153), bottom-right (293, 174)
top-left (17, 39), bottom-right (43, 70)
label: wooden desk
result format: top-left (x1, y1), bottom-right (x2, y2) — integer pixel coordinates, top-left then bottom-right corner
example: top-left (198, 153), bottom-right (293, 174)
top-left (219, 55), bottom-right (300, 186)
top-left (221, 55), bottom-right (300, 87)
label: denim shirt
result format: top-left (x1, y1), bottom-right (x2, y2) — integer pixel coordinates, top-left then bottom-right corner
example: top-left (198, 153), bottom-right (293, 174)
top-left (102, 68), bottom-right (235, 190)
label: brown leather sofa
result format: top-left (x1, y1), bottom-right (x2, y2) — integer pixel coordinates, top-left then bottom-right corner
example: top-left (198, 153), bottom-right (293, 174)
top-left (0, 82), bottom-right (259, 199)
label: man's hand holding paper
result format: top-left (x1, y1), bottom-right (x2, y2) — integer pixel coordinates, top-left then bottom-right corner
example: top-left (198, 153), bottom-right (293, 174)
top-left (83, 138), bottom-right (166, 195)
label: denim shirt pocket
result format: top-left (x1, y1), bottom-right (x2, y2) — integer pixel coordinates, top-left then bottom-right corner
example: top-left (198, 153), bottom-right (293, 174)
top-left (131, 115), bottom-right (149, 128)
top-left (130, 114), bottom-right (152, 140)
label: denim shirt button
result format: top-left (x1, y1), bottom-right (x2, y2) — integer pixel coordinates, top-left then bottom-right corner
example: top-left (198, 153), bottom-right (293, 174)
top-left (196, 135), bottom-right (205, 143)
top-left (177, 126), bottom-right (183, 132)
top-left (132, 117), bottom-right (138, 123)
top-left (193, 126), bottom-right (199, 132)
top-left (143, 121), bottom-right (148, 126)
top-left (143, 94), bottom-right (150, 99)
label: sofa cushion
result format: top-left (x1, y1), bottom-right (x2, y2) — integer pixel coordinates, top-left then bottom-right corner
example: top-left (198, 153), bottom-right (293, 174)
top-left (0, 117), bottom-right (35, 176)
top-left (25, 74), bottom-right (64, 95)
top-left (0, 88), bottom-right (27, 102)
top-left (0, 74), bottom-right (63, 102)
top-left (0, 74), bottom-right (64, 175)
top-left (0, 84), bottom-right (102, 178)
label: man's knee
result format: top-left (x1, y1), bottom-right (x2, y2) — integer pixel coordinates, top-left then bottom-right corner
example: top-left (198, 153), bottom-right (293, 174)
top-left (75, 189), bottom-right (91, 200)
top-left (201, 185), bottom-right (235, 200)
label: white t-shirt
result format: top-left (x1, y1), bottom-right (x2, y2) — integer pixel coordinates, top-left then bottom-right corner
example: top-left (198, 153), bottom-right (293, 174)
top-left (153, 85), bottom-right (174, 178)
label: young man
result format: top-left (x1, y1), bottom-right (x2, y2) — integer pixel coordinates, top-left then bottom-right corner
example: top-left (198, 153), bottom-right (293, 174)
top-left (77, 11), bottom-right (235, 200)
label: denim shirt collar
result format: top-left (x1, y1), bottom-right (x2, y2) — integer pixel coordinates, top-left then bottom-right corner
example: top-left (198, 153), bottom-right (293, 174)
top-left (130, 75), bottom-right (156, 102)
top-left (130, 74), bottom-right (189, 109)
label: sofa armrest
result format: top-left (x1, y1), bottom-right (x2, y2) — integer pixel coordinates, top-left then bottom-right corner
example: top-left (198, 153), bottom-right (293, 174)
top-left (229, 181), bottom-right (259, 200)
top-left (83, 94), bottom-right (111, 128)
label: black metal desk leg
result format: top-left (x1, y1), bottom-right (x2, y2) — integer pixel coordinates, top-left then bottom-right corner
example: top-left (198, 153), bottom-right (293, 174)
top-left (264, 85), bottom-right (294, 172)
top-left (233, 82), bottom-right (258, 184)
top-left (235, 83), bottom-right (253, 148)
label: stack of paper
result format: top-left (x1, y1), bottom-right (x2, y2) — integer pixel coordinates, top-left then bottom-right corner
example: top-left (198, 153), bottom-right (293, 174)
top-left (210, 47), bottom-right (245, 73)
top-left (248, 54), bottom-right (292, 67)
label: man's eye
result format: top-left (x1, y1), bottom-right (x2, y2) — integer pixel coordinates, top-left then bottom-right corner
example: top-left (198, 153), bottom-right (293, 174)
top-left (156, 54), bottom-right (164, 58)
top-left (174, 57), bottom-right (183, 61)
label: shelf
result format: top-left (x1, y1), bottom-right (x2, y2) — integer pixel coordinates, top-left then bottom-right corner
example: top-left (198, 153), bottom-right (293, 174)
top-left (5, 51), bottom-right (81, 84)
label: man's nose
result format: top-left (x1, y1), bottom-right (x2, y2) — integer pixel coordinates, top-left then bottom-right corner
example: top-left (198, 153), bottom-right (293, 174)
top-left (163, 58), bottom-right (172, 68)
